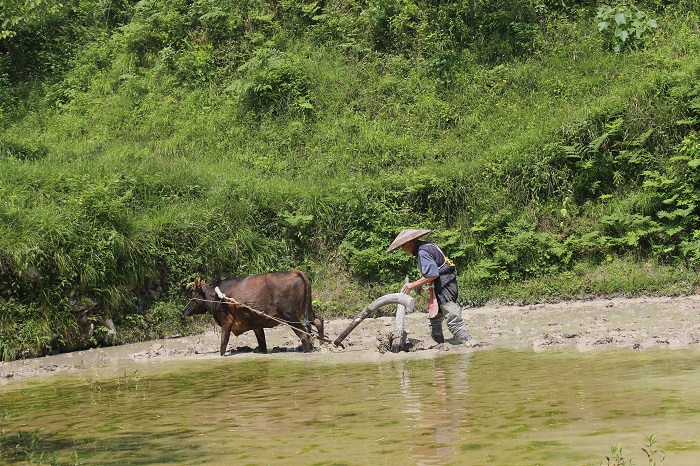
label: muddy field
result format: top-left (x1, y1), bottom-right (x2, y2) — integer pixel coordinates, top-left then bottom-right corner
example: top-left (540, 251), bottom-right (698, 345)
top-left (3, 295), bottom-right (700, 381)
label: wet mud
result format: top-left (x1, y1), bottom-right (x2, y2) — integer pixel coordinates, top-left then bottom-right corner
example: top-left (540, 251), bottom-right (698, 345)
top-left (3, 295), bottom-right (700, 381)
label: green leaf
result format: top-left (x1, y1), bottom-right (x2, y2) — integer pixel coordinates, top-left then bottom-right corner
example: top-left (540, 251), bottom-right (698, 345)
top-left (596, 5), bottom-right (612, 19)
top-left (666, 226), bottom-right (684, 236)
top-left (251, 13), bottom-right (274, 22)
top-left (623, 231), bottom-right (641, 246)
top-left (658, 206), bottom-right (694, 219)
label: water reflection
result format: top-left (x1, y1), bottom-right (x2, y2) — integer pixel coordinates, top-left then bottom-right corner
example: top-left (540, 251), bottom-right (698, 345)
top-left (387, 355), bottom-right (472, 465)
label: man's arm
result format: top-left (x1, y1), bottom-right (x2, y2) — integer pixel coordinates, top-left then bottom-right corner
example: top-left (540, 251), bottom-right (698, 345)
top-left (402, 247), bottom-right (439, 294)
top-left (401, 275), bottom-right (436, 294)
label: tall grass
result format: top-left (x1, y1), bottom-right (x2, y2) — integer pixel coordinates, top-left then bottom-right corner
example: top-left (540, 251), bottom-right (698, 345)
top-left (1, 1), bottom-right (699, 359)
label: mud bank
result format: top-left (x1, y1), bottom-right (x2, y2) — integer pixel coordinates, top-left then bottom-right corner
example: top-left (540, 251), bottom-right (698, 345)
top-left (3, 295), bottom-right (700, 381)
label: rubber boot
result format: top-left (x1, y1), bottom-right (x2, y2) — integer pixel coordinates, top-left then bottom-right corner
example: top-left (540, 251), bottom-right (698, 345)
top-left (429, 323), bottom-right (445, 343)
top-left (453, 327), bottom-right (472, 343)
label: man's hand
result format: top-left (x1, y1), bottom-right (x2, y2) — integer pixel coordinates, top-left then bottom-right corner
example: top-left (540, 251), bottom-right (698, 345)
top-left (401, 278), bottom-right (431, 294)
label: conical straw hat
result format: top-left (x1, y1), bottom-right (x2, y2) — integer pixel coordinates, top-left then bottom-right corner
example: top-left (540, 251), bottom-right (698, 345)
top-left (386, 229), bottom-right (431, 253)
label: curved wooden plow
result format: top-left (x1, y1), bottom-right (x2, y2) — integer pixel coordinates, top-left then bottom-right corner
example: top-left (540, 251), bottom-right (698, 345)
top-left (333, 293), bottom-right (415, 352)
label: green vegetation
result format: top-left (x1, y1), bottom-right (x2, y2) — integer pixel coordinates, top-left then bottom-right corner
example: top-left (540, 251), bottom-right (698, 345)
top-left (597, 2), bottom-right (658, 52)
top-left (1, 411), bottom-right (82, 465)
top-left (599, 433), bottom-right (665, 466)
top-left (1, 0), bottom-right (700, 360)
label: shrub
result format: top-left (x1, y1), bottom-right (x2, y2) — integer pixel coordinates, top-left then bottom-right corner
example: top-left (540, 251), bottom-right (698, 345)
top-left (642, 132), bottom-right (700, 262)
top-left (597, 2), bottom-right (658, 52)
top-left (226, 48), bottom-right (313, 117)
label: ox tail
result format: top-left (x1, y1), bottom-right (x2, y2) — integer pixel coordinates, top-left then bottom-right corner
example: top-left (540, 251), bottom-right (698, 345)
top-left (294, 270), bottom-right (325, 342)
top-left (294, 270), bottom-right (314, 334)
top-left (297, 270), bottom-right (313, 334)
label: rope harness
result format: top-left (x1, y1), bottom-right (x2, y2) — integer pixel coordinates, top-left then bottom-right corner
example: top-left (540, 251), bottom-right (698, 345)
top-left (188, 289), bottom-right (329, 343)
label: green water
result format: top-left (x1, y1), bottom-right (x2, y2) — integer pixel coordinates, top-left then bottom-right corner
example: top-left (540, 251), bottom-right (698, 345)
top-left (2, 348), bottom-right (700, 465)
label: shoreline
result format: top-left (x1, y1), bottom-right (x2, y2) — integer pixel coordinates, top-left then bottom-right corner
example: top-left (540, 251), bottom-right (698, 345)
top-left (3, 294), bottom-right (700, 382)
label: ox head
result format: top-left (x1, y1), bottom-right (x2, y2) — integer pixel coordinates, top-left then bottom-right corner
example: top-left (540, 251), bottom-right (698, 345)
top-left (183, 277), bottom-right (214, 317)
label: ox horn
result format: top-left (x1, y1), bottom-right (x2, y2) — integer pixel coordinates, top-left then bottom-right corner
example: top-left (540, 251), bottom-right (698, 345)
top-left (186, 277), bottom-right (202, 291)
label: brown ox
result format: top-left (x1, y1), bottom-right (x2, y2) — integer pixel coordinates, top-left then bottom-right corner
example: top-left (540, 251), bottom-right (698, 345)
top-left (183, 270), bottom-right (324, 355)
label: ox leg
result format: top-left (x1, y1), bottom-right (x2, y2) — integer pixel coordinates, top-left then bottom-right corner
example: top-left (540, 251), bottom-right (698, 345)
top-left (253, 328), bottom-right (268, 353)
top-left (313, 316), bottom-right (325, 340)
top-left (220, 321), bottom-right (233, 356)
top-left (292, 326), bottom-right (311, 353)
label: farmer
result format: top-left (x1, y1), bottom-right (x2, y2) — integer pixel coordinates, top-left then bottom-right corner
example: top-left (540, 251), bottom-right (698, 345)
top-left (387, 229), bottom-right (472, 344)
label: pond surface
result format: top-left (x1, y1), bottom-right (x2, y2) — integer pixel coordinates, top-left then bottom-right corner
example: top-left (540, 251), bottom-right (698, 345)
top-left (2, 348), bottom-right (700, 465)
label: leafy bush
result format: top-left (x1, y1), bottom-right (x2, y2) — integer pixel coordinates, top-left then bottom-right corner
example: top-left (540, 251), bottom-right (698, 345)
top-left (188, 0), bottom-right (245, 44)
top-left (597, 2), bottom-right (658, 52)
top-left (115, 301), bottom-right (198, 343)
top-left (466, 215), bottom-right (571, 285)
top-left (472, 0), bottom-right (542, 62)
top-left (0, 299), bottom-right (78, 361)
top-left (227, 48), bottom-right (313, 116)
top-left (642, 132), bottom-right (700, 262)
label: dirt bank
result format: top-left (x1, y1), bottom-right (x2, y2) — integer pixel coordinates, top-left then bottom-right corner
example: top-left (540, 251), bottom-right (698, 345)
top-left (3, 295), bottom-right (700, 382)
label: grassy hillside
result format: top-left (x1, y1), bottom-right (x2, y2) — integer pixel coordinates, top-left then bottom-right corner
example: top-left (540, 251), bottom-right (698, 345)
top-left (1, 0), bottom-right (700, 360)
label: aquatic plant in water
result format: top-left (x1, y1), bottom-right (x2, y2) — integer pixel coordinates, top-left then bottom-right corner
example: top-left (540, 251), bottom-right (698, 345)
top-left (603, 433), bottom-right (665, 466)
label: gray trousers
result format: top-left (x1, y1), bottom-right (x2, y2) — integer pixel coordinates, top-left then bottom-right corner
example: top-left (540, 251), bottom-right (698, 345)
top-left (429, 280), bottom-right (471, 342)
top-left (430, 300), bottom-right (466, 334)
